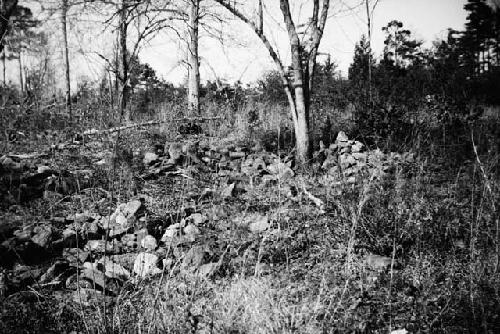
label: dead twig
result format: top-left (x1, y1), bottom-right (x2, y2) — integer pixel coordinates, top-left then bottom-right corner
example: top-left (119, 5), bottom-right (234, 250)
top-left (83, 117), bottom-right (222, 136)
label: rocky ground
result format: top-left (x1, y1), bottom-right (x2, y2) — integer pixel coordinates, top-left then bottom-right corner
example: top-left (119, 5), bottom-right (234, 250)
top-left (0, 126), bottom-right (498, 333)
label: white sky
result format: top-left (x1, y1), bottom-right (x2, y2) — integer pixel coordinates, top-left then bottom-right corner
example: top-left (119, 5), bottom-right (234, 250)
top-left (3, 0), bottom-right (468, 90)
top-left (140, 0), bottom-right (468, 85)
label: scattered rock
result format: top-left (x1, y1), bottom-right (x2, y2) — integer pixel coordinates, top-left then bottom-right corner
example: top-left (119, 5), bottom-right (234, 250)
top-left (14, 226), bottom-right (33, 242)
top-left (31, 225), bottom-right (55, 249)
top-left (267, 161), bottom-right (294, 180)
top-left (123, 199), bottom-right (142, 218)
top-left (187, 213), bottom-right (206, 226)
top-left (364, 254), bottom-right (393, 271)
top-left (134, 252), bottom-right (161, 278)
top-left (221, 183), bottom-right (235, 199)
top-left (63, 248), bottom-right (89, 264)
top-left (39, 261), bottom-right (69, 285)
top-left (72, 288), bottom-right (112, 307)
top-left (182, 246), bottom-right (207, 272)
top-left (245, 214), bottom-right (270, 233)
top-left (143, 152), bottom-right (159, 166)
top-left (95, 258), bottom-right (131, 280)
top-left (0, 271), bottom-right (6, 298)
top-left (140, 235), bottom-right (158, 251)
top-left (161, 224), bottom-right (180, 242)
top-left (84, 239), bottom-right (122, 254)
top-left (110, 253), bottom-right (136, 271)
top-left (197, 262), bottom-right (218, 277)
top-left (183, 224), bottom-right (200, 241)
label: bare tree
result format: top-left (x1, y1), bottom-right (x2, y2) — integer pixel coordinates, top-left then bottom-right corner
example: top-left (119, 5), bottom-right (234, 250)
top-left (187, 0), bottom-right (200, 115)
top-left (0, 0), bottom-right (18, 54)
top-left (118, 0), bottom-right (130, 121)
top-left (1, 51), bottom-right (5, 84)
top-left (213, 0), bottom-right (330, 164)
top-left (365, 0), bottom-right (379, 104)
top-left (61, 0), bottom-right (71, 117)
top-left (89, 0), bottom-right (182, 122)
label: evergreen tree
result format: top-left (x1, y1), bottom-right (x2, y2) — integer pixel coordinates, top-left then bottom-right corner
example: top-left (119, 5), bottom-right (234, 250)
top-left (348, 34), bottom-right (375, 83)
top-left (382, 20), bottom-right (423, 68)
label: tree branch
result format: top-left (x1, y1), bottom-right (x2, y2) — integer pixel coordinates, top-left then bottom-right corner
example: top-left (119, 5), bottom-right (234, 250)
top-left (213, 0), bottom-right (297, 122)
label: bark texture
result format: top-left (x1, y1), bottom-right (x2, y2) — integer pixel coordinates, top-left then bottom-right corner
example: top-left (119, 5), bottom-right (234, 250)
top-left (188, 0), bottom-right (200, 115)
top-left (119, 0), bottom-right (130, 122)
top-left (61, 0), bottom-right (71, 117)
top-left (214, 0), bottom-right (330, 165)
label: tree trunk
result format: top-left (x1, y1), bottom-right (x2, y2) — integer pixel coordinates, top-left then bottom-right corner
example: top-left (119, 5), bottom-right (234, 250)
top-left (119, 0), bottom-right (130, 122)
top-left (0, 0), bottom-right (18, 55)
top-left (258, 0), bottom-right (263, 34)
top-left (365, 0), bottom-right (372, 103)
top-left (61, 0), bottom-right (72, 119)
top-left (1, 52), bottom-right (5, 84)
top-left (214, 0), bottom-right (330, 165)
top-left (187, 0), bottom-right (200, 115)
top-left (281, 0), bottom-right (311, 164)
top-left (292, 94), bottom-right (310, 165)
top-left (18, 52), bottom-right (23, 94)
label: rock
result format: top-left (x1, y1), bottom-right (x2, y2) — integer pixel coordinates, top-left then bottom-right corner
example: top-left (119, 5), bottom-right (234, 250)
top-left (65, 221), bottom-right (100, 241)
top-left (133, 252), bottom-right (161, 277)
top-left (39, 261), bottom-right (69, 284)
top-left (182, 246), bottom-right (207, 272)
top-left (167, 143), bottom-right (184, 163)
top-left (246, 214), bottom-right (270, 233)
top-left (72, 288), bottom-right (109, 307)
top-left (0, 271), bottom-right (6, 299)
top-left (123, 199), bottom-right (142, 218)
top-left (183, 224), bottom-right (200, 240)
top-left (143, 152), bottom-right (159, 165)
top-left (11, 264), bottom-right (43, 286)
top-left (96, 258), bottom-right (131, 280)
top-left (187, 213), bottom-right (206, 226)
top-left (364, 254), bottom-right (393, 271)
top-left (122, 229), bottom-right (149, 248)
top-left (390, 329), bottom-right (409, 334)
top-left (80, 264), bottom-right (107, 288)
top-left (196, 262), bottom-right (218, 277)
top-left (336, 131), bottom-right (349, 143)
top-left (103, 221), bottom-right (130, 238)
top-left (254, 262), bottom-right (271, 276)
top-left (121, 233), bottom-right (138, 248)
top-left (115, 213), bottom-right (128, 226)
top-left (31, 225), bottom-right (55, 248)
top-left (84, 239), bottom-right (121, 254)
top-left (110, 253), bottom-right (136, 271)
top-left (351, 141), bottom-right (364, 153)
top-left (221, 183), bottom-right (235, 199)
top-left (161, 224), bottom-right (180, 241)
top-left (14, 226), bottom-right (33, 242)
top-left (140, 235), bottom-right (158, 251)
top-left (37, 165), bottom-right (51, 174)
top-left (67, 212), bottom-right (94, 224)
top-left (229, 151), bottom-right (246, 159)
top-left (267, 162), bottom-right (294, 180)
top-left (64, 248), bottom-right (89, 264)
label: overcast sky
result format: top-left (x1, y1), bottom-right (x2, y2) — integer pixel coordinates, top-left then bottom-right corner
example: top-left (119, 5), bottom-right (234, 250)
top-left (4, 0), bottom-right (469, 89)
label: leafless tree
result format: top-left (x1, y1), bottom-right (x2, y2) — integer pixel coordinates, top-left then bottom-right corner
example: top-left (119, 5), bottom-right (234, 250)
top-left (187, 0), bottom-right (200, 115)
top-left (213, 0), bottom-right (331, 164)
top-left (61, 0), bottom-right (71, 116)
top-left (365, 0), bottom-right (379, 104)
top-left (0, 0), bottom-right (19, 54)
top-left (89, 0), bottom-right (183, 122)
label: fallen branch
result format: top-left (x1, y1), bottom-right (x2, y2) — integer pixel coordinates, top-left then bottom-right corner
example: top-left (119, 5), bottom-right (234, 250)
top-left (300, 181), bottom-right (326, 213)
top-left (83, 117), bottom-right (221, 136)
